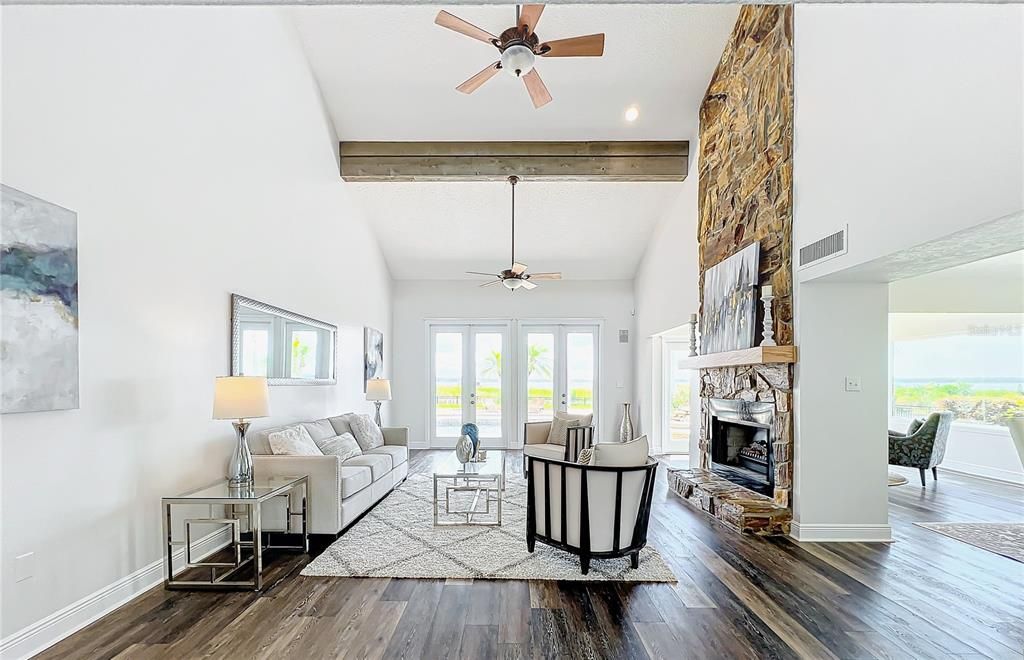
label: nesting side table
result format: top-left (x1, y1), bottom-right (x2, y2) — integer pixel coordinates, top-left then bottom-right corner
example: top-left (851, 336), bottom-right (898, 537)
top-left (161, 475), bottom-right (308, 590)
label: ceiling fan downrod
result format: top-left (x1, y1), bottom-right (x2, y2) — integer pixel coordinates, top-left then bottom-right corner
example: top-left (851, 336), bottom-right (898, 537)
top-left (509, 175), bottom-right (519, 269)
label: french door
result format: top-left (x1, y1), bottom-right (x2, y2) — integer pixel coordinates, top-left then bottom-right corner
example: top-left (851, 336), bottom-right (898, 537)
top-left (429, 323), bottom-right (512, 448)
top-left (518, 324), bottom-right (600, 444)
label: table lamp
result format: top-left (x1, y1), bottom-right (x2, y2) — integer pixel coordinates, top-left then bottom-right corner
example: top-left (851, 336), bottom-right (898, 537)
top-left (213, 376), bottom-right (270, 487)
top-left (365, 378), bottom-right (391, 427)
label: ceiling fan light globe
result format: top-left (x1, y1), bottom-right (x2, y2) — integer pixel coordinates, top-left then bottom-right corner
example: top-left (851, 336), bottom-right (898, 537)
top-left (501, 45), bottom-right (535, 78)
top-left (502, 277), bottom-right (524, 290)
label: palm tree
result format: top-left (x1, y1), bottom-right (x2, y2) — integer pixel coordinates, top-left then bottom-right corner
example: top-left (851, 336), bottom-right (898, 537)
top-left (481, 349), bottom-right (502, 378)
top-left (528, 344), bottom-right (552, 379)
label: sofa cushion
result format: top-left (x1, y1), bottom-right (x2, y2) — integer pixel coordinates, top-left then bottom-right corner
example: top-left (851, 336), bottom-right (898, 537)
top-left (302, 419), bottom-right (337, 442)
top-left (592, 435), bottom-right (649, 467)
top-left (317, 432), bottom-right (363, 462)
top-left (340, 465), bottom-right (373, 498)
top-left (328, 413), bottom-right (356, 437)
top-left (547, 412), bottom-right (592, 445)
top-left (366, 445), bottom-right (408, 467)
top-left (247, 425), bottom-right (289, 455)
top-left (343, 452), bottom-right (392, 480)
top-left (349, 413), bottom-right (385, 451)
top-left (523, 443), bottom-right (567, 461)
top-left (268, 425), bottom-right (322, 456)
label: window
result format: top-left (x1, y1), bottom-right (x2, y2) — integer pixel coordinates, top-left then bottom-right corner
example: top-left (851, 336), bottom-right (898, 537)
top-left (663, 341), bottom-right (693, 452)
top-left (288, 329), bottom-right (319, 379)
top-left (890, 313), bottom-right (1023, 427)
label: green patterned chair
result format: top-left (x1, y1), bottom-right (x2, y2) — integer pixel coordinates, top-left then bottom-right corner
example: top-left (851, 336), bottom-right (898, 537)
top-left (888, 412), bottom-right (954, 487)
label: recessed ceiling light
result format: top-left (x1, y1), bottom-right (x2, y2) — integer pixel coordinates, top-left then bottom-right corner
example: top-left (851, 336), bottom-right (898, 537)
top-left (624, 106), bottom-right (640, 122)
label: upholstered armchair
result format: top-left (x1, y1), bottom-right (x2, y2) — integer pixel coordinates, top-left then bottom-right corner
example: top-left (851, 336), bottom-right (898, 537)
top-left (888, 412), bottom-right (954, 487)
top-left (523, 419), bottom-right (594, 473)
top-left (526, 437), bottom-right (657, 575)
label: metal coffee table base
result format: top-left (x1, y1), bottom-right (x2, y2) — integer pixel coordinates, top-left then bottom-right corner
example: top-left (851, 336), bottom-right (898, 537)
top-left (433, 474), bottom-right (502, 526)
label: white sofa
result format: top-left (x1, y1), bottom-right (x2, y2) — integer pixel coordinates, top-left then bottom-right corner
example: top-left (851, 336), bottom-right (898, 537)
top-left (249, 415), bottom-right (409, 535)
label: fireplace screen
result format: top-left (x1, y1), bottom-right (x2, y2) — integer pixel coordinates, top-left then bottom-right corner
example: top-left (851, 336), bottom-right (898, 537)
top-left (708, 399), bottom-right (774, 496)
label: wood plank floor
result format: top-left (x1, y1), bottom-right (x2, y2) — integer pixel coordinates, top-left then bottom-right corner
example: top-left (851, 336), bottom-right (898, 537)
top-left (37, 453), bottom-right (1024, 659)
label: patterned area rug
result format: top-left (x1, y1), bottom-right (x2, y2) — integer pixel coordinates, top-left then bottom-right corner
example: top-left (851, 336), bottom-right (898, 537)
top-left (302, 473), bottom-right (677, 582)
top-left (915, 522), bottom-right (1024, 563)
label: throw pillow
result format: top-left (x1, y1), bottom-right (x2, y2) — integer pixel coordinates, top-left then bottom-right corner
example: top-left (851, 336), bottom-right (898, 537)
top-left (577, 448), bottom-right (594, 465)
top-left (349, 413), bottom-right (385, 451)
top-left (316, 432), bottom-right (362, 462)
top-left (908, 418), bottom-right (925, 435)
top-left (268, 425), bottom-right (322, 456)
top-left (548, 418), bottom-right (580, 446)
top-left (592, 435), bottom-right (649, 467)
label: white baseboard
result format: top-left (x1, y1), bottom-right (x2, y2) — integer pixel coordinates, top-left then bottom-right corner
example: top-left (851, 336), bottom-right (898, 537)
top-left (0, 528), bottom-right (231, 660)
top-left (790, 522), bottom-right (893, 543)
top-left (939, 461), bottom-right (1024, 486)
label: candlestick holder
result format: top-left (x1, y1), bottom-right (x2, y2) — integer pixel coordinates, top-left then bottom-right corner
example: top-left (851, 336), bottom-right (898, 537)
top-left (760, 292), bottom-right (777, 346)
top-left (688, 318), bottom-right (699, 357)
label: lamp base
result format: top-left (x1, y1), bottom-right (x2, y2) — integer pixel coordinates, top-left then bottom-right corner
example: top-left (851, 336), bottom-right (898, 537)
top-left (373, 401), bottom-right (383, 427)
top-left (228, 420), bottom-right (254, 487)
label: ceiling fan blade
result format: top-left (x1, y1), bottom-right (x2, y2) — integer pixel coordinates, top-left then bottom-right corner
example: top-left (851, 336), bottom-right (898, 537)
top-left (511, 262), bottom-right (528, 275)
top-left (520, 280), bottom-right (538, 290)
top-left (456, 62), bottom-right (501, 94)
top-left (480, 279), bottom-right (503, 287)
top-left (538, 33), bottom-right (605, 57)
top-left (528, 272), bottom-right (562, 280)
top-left (518, 4), bottom-right (544, 35)
top-left (522, 69), bottom-right (552, 109)
top-left (435, 11), bottom-right (498, 45)
top-left (466, 271), bottom-right (499, 277)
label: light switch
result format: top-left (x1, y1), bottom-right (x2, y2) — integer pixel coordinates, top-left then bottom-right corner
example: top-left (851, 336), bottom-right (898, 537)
top-left (845, 377), bottom-right (862, 392)
top-left (15, 552), bottom-right (34, 583)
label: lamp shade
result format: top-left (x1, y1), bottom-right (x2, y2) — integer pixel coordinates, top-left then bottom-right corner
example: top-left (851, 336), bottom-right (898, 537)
top-left (213, 376), bottom-right (270, 420)
top-left (365, 378), bottom-right (392, 402)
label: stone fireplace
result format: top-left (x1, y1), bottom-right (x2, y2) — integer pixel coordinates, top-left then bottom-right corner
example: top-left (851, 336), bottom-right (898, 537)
top-left (669, 362), bottom-right (793, 535)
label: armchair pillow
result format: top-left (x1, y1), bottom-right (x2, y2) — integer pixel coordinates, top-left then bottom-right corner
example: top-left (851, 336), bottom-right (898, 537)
top-left (349, 413), bottom-right (385, 451)
top-left (316, 432), bottom-right (363, 462)
top-left (548, 417), bottom-right (580, 447)
top-left (547, 412), bottom-right (592, 445)
top-left (268, 425), bottom-right (322, 456)
top-left (592, 435), bottom-right (649, 467)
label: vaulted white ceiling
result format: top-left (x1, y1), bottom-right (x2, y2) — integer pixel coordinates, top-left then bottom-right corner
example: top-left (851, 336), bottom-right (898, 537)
top-left (291, 4), bottom-right (739, 279)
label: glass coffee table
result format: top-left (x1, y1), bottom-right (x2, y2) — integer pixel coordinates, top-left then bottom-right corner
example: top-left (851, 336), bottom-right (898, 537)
top-left (433, 450), bottom-right (506, 526)
top-left (161, 475), bottom-right (308, 590)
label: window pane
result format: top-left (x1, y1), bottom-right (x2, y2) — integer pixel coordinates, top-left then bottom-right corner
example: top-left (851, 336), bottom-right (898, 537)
top-left (474, 332), bottom-right (503, 438)
top-left (668, 349), bottom-right (692, 449)
top-left (241, 327), bottom-right (269, 376)
top-left (891, 313), bottom-right (1024, 426)
top-left (290, 330), bottom-right (318, 379)
top-left (566, 332), bottom-right (595, 415)
top-left (526, 333), bottom-right (555, 422)
top-left (435, 332), bottom-right (463, 437)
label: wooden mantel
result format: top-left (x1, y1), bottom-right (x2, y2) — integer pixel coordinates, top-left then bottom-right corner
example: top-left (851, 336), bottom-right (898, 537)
top-left (676, 345), bottom-right (797, 370)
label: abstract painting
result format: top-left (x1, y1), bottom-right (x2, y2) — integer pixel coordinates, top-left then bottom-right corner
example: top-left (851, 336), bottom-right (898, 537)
top-left (364, 326), bottom-right (383, 390)
top-left (1, 185), bottom-right (79, 413)
top-left (701, 242), bottom-right (759, 354)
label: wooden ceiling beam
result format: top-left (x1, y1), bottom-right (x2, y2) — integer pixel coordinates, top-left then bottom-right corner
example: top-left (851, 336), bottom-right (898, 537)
top-left (339, 141), bottom-right (689, 182)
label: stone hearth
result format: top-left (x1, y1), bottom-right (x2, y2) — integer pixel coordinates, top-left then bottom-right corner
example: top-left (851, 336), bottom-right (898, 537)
top-left (668, 363), bottom-right (793, 536)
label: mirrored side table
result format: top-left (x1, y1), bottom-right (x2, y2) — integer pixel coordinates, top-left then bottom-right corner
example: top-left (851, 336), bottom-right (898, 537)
top-left (161, 475), bottom-right (308, 590)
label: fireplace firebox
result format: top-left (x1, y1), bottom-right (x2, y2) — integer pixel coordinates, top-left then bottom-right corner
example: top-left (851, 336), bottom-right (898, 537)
top-left (708, 398), bottom-right (775, 496)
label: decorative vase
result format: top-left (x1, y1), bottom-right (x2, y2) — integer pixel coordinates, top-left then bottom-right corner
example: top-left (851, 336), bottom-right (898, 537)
top-left (460, 422), bottom-right (479, 459)
top-left (455, 434), bottom-right (474, 464)
top-left (618, 402), bottom-right (634, 443)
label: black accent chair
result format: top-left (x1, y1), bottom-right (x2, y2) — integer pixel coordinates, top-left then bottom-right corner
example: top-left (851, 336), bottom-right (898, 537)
top-left (522, 422), bottom-right (594, 476)
top-left (525, 455), bottom-right (658, 574)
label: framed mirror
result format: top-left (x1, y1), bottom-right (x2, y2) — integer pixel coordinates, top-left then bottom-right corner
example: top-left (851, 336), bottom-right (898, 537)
top-left (231, 294), bottom-right (337, 385)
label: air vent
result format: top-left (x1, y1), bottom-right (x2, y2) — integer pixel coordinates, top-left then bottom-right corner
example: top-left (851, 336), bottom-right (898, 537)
top-left (799, 226), bottom-right (848, 269)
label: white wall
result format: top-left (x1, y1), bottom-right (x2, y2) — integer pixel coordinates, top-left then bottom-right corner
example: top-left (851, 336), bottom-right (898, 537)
top-left (633, 150), bottom-right (700, 454)
top-left (792, 282), bottom-right (891, 541)
top-left (390, 280), bottom-right (635, 449)
top-left (793, 4), bottom-right (1024, 282)
top-left (0, 6), bottom-right (391, 652)
top-left (791, 4), bottom-right (1023, 540)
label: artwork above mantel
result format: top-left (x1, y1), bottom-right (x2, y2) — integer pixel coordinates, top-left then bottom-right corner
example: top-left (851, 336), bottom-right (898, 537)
top-left (676, 345), bottom-right (797, 370)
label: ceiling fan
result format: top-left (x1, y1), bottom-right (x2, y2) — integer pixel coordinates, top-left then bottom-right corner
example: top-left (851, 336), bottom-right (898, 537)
top-left (467, 176), bottom-right (562, 291)
top-left (435, 4), bottom-right (605, 109)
